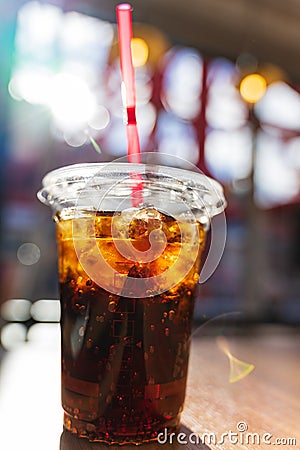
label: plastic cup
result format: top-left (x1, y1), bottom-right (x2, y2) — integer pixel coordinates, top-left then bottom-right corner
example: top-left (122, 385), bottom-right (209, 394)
top-left (38, 161), bottom-right (226, 444)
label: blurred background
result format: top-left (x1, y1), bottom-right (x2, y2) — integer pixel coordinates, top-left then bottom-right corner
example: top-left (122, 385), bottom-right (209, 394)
top-left (1, 0), bottom-right (300, 355)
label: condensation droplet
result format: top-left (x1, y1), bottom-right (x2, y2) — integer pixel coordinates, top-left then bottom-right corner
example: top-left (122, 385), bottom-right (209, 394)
top-left (168, 310), bottom-right (175, 320)
top-left (74, 408), bottom-right (79, 414)
top-left (149, 345), bottom-right (155, 354)
top-left (108, 301), bottom-right (116, 312)
top-left (150, 324), bottom-right (155, 331)
top-left (96, 315), bottom-right (105, 323)
top-left (79, 326), bottom-right (85, 337)
top-left (163, 312), bottom-right (168, 318)
top-left (165, 328), bottom-right (170, 337)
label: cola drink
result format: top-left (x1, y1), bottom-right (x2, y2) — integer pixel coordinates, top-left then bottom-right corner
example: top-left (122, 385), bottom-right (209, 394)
top-left (57, 210), bottom-right (206, 443)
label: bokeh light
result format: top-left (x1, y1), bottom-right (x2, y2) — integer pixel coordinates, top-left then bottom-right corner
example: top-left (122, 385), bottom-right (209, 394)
top-left (287, 137), bottom-right (300, 169)
top-left (17, 242), bottom-right (41, 265)
top-left (0, 331), bottom-right (61, 449)
top-left (207, 58), bottom-right (248, 130)
top-left (207, 84), bottom-right (248, 130)
top-left (240, 73), bottom-right (267, 103)
top-left (61, 12), bottom-right (114, 60)
top-left (255, 81), bottom-right (300, 130)
top-left (135, 71), bottom-right (153, 105)
top-left (162, 48), bottom-right (202, 120)
top-left (259, 63), bottom-right (286, 85)
top-left (88, 106), bottom-right (110, 130)
top-left (205, 128), bottom-right (252, 182)
top-left (27, 323), bottom-right (60, 345)
top-left (48, 73), bottom-right (96, 131)
top-left (1, 299), bottom-right (32, 322)
top-left (63, 130), bottom-right (87, 148)
top-left (9, 68), bottom-right (53, 105)
top-left (8, 77), bottom-right (23, 101)
top-left (156, 112), bottom-right (199, 164)
top-left (9, 1), bottom-right (115, 142)
top-left (31, 300), bottom-right (60, 322)
top-left (0, 323), bottom-right (27, 350)
top-left (136, 102), bottom-right (157, 137)
top-left (103, 118), bottom-right (127, 156)
top-left (16, 1), bottom-right (62, 55)
top-left (131, 38), bottom-right (149, 67)
top-left (255, 132), bottom-right (299, 207)
top-left (236, 53), bottom-right (258, 73)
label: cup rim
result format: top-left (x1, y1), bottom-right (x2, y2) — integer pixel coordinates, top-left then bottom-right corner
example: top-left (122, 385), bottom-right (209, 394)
top-left (38, 162), bottom-right (226, 217)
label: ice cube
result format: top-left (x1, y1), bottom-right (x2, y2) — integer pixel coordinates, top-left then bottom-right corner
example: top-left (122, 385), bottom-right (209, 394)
top-left (128, 207), bottom-right (163, 241)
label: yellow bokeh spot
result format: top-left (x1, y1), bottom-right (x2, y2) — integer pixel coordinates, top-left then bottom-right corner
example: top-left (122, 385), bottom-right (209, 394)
top-left (217, 337), bottom-right (255, 383)
top-left (131, 38), bottom-right (149, 68)
top-left (240, 73), bottom-right (267, 103)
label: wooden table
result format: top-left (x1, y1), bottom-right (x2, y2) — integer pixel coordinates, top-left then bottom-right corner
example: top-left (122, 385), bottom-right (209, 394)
top-left (0, 325), bottom-right (299, 450)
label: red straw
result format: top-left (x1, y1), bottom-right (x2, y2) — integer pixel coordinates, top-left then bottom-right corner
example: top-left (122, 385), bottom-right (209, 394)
top-left (116, 3), bottom-right (141, 164)
top-left (116, 3), bottom-right (143, 207)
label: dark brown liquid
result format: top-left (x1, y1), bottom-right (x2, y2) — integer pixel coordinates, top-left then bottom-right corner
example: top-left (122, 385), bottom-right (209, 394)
top-left (56, 210), bottom-right (206, 444)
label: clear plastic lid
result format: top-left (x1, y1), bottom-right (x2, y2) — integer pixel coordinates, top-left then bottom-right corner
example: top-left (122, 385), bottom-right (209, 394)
top-left (37, 162), bottom-right (226, 218)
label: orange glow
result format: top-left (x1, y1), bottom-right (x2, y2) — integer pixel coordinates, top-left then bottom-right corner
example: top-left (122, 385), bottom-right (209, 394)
top-left (131, 37), bottom-right (149, 67)
top-left (240, 73), bottom-right (267, 104)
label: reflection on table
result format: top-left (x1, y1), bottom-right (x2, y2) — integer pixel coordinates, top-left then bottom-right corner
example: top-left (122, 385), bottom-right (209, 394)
top-left (0, 324), bottom-right (299, 450)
